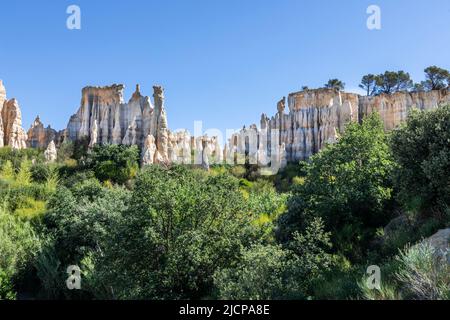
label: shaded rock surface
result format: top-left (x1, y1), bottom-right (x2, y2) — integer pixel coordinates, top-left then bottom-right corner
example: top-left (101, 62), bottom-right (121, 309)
top-left (27, 116), bottom-right (61, 149)
top-left (0, 81), bottom-right (28, 149)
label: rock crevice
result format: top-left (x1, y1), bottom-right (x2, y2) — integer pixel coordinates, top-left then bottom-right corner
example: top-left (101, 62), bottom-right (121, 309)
top-left (227, 88), bottom-right (450, 164)
top-left (0, 80), bottom-right (28, 149)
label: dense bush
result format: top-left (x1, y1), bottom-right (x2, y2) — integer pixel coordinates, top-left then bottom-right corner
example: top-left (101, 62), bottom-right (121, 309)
top-left (1, 104), bottom-right (449, 301)
top-left (391, 105), bottom-right (450, 213)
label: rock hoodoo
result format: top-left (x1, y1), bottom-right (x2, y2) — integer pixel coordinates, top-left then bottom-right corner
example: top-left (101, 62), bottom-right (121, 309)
top-left (3, 79), bottom-right (449, 169)
top-left (0, 80), bottom-right (28, 149)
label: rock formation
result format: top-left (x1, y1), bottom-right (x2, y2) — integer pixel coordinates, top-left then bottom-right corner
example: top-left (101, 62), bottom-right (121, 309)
top-left (0, 80), bottom-right (28, 149)
top-left (422, 228), bottom-right (450, 265)
top-left (65, 83), bottom-right (223, 167)
top-left (226, 88), bottom-right (450, 166)
top-left (27, 116), bottom-right (60, 149)
top-left (0, 81), bottom-right (5, 148)
top-left (44, 140), bottom-right (57, 163)
top-left (66, 84), bottom-right (170, 161)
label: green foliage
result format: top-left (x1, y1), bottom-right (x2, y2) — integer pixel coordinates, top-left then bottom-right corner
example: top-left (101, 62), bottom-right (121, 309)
top-left (44, 184), bottom-right (129, 265)
top-left (391, 105), bottom-right (450, 212)
top-left (1, 100), bottom-right (449, 300)
top-left (72, 137), bottom-right (90, 161)
top-left (395, 243), bottom-right (449, 300)
top-left (85, 144), bottom-right (140, 184)
top-left (324, 79), bottom-right (345, 91)
top-left (0, 157), bottom-right (58, 221)
top-left (31, 162), bottom-right (51, 183)
top-left (279, 113), bottom-right (395, 260)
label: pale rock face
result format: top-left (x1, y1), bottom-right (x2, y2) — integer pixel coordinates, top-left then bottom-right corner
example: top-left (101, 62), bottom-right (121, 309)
top-left (89, 120), bottom-right (99, 148)
top-left (27, 116), bottom-right (59, 149)
top-left (230, 88), bottom-right (450, 165)
top-left (44, 140), bottom-right (58, 163)
top-left (2, 98), bottom-right (27, 149)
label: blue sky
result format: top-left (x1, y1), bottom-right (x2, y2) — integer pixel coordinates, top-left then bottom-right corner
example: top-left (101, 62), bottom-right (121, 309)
top-left (1, 0), bottom-right (450, 134)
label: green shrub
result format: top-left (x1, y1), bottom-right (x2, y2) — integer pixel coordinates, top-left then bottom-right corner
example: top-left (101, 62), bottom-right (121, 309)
top-left (0, 206), bottom-right (42, 299)
top-left (215, 217), bottom-right (332, 300)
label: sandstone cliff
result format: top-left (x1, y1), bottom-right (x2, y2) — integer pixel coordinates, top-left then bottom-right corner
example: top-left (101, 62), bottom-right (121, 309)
top-left (67, 84), bottom-right (163, 147)
top-left (0, 80), bottom-right (28, 149)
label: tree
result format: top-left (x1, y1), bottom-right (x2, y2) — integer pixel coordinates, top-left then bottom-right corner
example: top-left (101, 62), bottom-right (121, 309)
top-left (424, 66), bottom-right (449, 91)
top-left (85, 144), bottom-right (140, 184)
top-left (359, 74), bottom-right (378, 96)
top-left (376, 71), bottom-right (413, 94)
top-left (278, 113), bottom-right (395, 260)
top-left (39, 182), bottom-right (130, 299)
top-left (325, 79), bottom-right (345, 91)
top-left (391, 105), bottom-right (450, 211)
top-left (87, 166), bottom-right (259, 299)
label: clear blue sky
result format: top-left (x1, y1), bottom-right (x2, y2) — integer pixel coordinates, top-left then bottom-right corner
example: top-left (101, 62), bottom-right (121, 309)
top-left (1, 0), bottom-right (450, 134)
